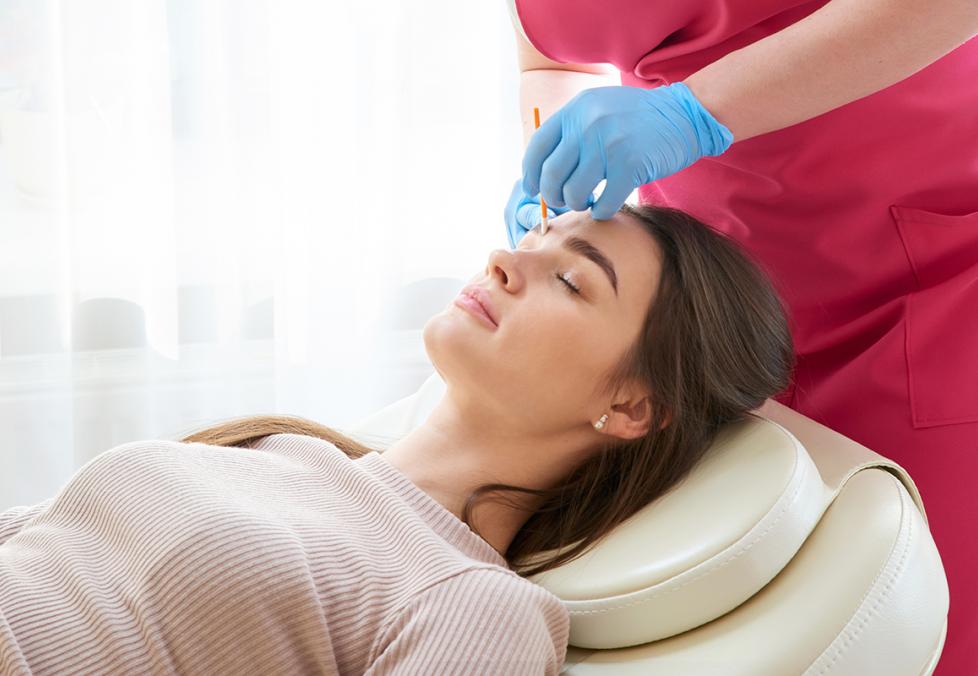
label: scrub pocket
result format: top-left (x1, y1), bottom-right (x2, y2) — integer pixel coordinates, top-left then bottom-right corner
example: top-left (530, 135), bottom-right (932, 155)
top-left (890, 204), bottom-right (978, 428)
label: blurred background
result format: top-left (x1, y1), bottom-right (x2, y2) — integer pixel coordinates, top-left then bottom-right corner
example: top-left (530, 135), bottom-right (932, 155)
top-left (0, 0), bottom-right (535, 506)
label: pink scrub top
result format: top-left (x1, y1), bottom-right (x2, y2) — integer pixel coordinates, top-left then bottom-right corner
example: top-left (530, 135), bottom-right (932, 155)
top-left (512, 1), bottom-right (978, 671)
top-left (512, 0), bottom-right (978, 437)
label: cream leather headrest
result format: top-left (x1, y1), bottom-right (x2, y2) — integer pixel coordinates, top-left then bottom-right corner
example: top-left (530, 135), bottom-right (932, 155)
top-left (522, 414), bottom-right (828, 648)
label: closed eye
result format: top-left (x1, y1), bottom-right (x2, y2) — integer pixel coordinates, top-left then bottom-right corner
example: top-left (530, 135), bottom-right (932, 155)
top-left (520, 230), bottom-right (585, 297)
top-left (557, 271), bottom-right (581, 295)
top-left (519, 233), bottom-right (584, 296)
top-left (524, 223), bottom-right (618, 297)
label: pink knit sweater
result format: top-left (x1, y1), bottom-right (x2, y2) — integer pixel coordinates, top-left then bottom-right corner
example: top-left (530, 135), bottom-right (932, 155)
top-left (0, 433), bottom-right (569, 674)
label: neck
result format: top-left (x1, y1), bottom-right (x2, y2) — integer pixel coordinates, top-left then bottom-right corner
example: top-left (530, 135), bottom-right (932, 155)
top-left (379, 390), bottom-right (592, 557)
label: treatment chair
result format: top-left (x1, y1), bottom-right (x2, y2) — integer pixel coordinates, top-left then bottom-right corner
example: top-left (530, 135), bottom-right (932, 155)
top-left (343, 370), bottom-right (949, 675)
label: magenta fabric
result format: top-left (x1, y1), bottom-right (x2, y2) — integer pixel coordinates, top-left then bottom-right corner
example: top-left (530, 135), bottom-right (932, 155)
top-left (515, 1), bottom-right (978, 672)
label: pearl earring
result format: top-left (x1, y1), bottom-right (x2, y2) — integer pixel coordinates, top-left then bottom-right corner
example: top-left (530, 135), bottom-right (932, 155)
top-left (593, 414), bottom-right (609, 430)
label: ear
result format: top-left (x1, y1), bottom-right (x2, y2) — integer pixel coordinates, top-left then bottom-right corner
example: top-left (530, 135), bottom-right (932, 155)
top-left (598, 393), bottom-right (671, 441)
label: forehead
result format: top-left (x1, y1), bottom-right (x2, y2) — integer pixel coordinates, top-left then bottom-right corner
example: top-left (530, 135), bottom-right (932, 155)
top-left (540, 209), bottom-right (639, 241)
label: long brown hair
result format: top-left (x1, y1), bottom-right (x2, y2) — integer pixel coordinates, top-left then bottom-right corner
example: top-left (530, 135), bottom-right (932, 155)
top-left (178, 203), bottom-right (795, 578)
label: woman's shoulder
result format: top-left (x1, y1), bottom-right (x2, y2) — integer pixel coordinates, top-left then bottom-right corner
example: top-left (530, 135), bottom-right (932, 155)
top-left (410, 566), bottom-right (568, 632)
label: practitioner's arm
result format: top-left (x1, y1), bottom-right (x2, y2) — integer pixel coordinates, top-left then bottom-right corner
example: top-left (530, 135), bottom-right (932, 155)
top-left (682, 0), bottom-right (978, 142)
top-left (514, 20), bottom-right (620, 149)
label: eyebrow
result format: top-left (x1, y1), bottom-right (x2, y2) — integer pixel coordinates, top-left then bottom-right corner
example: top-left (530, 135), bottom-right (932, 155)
top-left (530, 223), bottom-right (618, 296)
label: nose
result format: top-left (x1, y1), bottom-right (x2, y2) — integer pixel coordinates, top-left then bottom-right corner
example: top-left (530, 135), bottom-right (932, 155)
top-left (485, 248), bottom-right (521, 292)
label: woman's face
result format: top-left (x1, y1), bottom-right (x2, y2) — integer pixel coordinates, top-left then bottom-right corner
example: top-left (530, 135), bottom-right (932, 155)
top-left (423, 209), bottom-right (662, 433)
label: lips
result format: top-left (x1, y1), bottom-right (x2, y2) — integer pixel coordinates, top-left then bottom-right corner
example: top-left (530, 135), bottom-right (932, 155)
top-left (459, 284), bottom-right (499, 326)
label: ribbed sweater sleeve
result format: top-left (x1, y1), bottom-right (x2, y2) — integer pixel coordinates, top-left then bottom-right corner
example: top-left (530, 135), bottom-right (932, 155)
top-left (366, 568), bottom-right (568, 676)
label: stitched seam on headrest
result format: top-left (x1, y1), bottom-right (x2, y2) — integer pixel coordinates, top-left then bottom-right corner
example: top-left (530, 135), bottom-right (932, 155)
top-left (806, 476), bottom-right (913, 675)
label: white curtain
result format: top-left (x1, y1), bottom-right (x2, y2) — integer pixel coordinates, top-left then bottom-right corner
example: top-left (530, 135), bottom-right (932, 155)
top-left (0, 0), bottom-right (523, 506)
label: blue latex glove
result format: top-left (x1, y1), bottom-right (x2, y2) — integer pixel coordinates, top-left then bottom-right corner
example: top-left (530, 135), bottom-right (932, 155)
top-left (521, 82), bottom-right (734, 221)
top-left (503, 178), bottom-right (594, 249)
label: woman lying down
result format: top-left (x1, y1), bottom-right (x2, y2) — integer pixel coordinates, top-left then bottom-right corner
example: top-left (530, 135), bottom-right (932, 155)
top-left (0, 204), bottom-right (794, 675)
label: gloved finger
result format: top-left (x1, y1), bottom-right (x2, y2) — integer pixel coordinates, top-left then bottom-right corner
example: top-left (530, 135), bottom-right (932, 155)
top-left (503, 179), bottom-right (523, 227)
top-left (562, 135), bottom-right (603, 212)
top-left (539, 135), bottom-right (580, 210)
top-left (507, 202), bottom-right (562, 248)
top-left (516, 201), bottom-right (543, 230)
top-left (516, 201), bottom-right (561, 229)
top-left (504, 179), bottom-right (531, 248)
top-left (506, 217), bottom-right (527, 249)
top-left (589, 168), bottom-right (635, 221)
top-left (521, 112), bottom-right (562, 197)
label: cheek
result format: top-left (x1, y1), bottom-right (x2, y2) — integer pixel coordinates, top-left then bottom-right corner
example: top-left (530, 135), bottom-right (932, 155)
top-left (505, 296), bottom-right (580, 343)
top-left (505, 303), bottom-right (607, 378)
top-left (521, 335), bottom-right (610, 414)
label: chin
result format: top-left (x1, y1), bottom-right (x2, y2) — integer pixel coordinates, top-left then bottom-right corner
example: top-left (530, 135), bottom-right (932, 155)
top-left (422, 311), bottom-right (496, 392)
top-left (422, 318), bottom-right (446, 382)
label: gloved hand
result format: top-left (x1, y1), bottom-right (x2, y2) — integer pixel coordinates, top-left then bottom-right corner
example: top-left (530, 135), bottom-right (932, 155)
top-left (504, 178), bottom-right (594, 249)
top-left (521, 82), bottom-right (734, 221)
